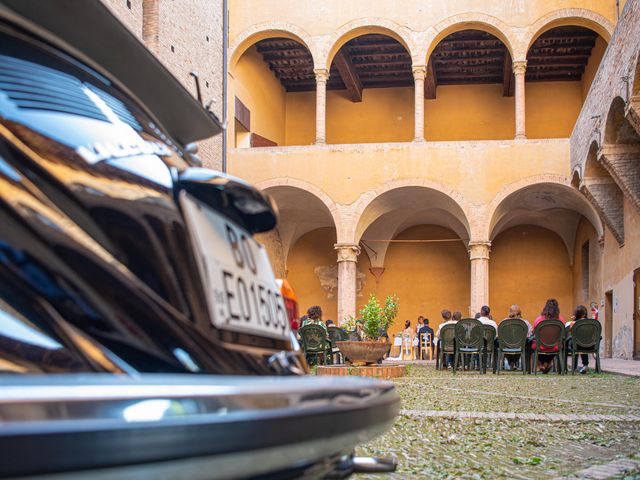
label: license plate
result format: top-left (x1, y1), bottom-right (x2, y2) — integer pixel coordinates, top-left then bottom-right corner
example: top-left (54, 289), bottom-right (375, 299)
top-left (180, 192), bottom-right (290, 340)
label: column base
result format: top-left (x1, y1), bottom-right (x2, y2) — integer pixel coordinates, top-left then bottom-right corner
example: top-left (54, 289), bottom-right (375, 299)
top-left (514, 134), bottom-right (527, 140)
top-left (413, 137), bottom-right (425, 142)
top-left (315, 140), bottom-right (326, 145)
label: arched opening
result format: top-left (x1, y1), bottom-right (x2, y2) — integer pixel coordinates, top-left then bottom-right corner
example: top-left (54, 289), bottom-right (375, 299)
top-left (525, 26), bottom-right (607, 138)
top-left (489, 183), bottom-right (602, 322)
top-left (258, 186), bottom-right (338, 320)
top-left (356, 187), bottom-right (471, 334)
top-left (424, 29), bottom-right (515, 140)
top-left (605, 97), bottom-right (640, 145)
top-left (232, 37), bottom-right (315, 147)
top-left (325, 33), bottom-right (413, 144)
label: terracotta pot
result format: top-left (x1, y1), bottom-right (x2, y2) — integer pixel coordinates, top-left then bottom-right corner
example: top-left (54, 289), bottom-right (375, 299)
top-left (336, 341), bottom-right (391, 366)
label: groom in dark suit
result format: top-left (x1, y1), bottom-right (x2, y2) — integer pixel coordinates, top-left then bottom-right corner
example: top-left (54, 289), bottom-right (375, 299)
top-left (417, 317), bottom-right (434, 360)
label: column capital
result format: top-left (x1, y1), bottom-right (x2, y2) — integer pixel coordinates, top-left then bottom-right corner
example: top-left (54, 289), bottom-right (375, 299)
top-left (314, 68), bottom-right (329, 83)
top-left (335, 243), bottom-right (361, 263)
top-left (512, 60), bottom-right (527, 76)
top-left (468, 241), bottom-right (491, 260)
top-left (412, 65), bottom-right (426, 81)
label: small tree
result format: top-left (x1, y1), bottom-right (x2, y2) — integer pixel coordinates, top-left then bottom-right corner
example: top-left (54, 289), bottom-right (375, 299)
top-left (358, 294), bottom-right (399, 341)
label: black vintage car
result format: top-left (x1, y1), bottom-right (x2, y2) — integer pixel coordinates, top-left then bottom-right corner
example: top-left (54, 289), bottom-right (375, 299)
top-left (0, 1), bottom-right (399, 478)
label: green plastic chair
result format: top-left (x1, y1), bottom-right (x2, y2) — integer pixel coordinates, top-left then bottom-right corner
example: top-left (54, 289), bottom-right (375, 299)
top-left (496, 318), bottom-right (529, 375)
top-left (532, 319), bottom-right (565, 375)
top-left (568, 319), bottom-right (602, 374)
top-left (436, 324), bottom-right (456, 370)
top-left (483, 325), bottom-right (497, 374)
top-left (299, 323), bottom-right (331, 366)
top-left (453, 318), bottom-right (485, 374)
top-left (327, 326), bottom-right (349, 364)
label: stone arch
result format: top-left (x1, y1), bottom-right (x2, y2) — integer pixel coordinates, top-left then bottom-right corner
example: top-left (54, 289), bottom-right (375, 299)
top-left (485, 174), bottom-right (604, 250)
top-left (420, 13), bottom-right (517, 64)
top-left (523, 9), bottom-right (614, 57)
top-left (604, 96), bottom-right (639, 144)
top-left (322, 19), bottom-right (415, 70)
top-left (349, 179), bottom-right (473, 246)
top-left (256, 178), bottom-right (339, 272)
top-left (229, 22), bottom-right (319, 72)
top-left (571, 167), bottom-right (582, 189)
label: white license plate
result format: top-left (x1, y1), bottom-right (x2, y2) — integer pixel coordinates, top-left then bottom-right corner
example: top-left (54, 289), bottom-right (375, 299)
top-left (180, 192), bottom-right (290, 340)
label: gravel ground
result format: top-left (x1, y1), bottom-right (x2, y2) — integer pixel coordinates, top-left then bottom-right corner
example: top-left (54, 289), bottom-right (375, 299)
top-left (354, 365), bottom-right (640, 479)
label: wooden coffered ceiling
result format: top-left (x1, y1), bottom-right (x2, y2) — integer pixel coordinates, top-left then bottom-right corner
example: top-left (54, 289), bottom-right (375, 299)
top-left (254, 26), bottom-right (599, 102)
top-left (526, 26), bottom-right (599, 82)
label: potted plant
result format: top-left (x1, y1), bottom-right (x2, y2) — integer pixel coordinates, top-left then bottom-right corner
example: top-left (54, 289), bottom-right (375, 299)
top-left (337, 294), bottom-right (399, 365)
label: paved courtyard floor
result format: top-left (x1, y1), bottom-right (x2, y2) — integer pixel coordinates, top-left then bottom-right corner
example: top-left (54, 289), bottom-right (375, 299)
top-left (355, 365), bottom-right (640, 479)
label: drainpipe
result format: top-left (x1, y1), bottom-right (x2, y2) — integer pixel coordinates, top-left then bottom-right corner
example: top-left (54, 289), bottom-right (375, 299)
top-left (616, 0), bottom-right (620, 21)
top-left (222, 0), bottom-right (228, 173)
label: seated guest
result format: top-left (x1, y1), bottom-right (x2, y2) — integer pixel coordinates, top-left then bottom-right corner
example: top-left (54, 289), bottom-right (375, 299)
top-left (505, 304), bottom-right (531, 369)
top-left (413, 316), bottom-right (424, 358)
top-left (477, 305), bottom-right (498, 330)
top-left (532, 298), bottom-right (565, 373)
top-left (402, 320), bottom-right (414, 357)
top-left (301, 306), bottom-right (327, 332)
top-left (434, 309), bottom-right (455, 341)
top-left (508, 304), bottom-right (532, 335)
top-left (566, 305), bottom-right (590, 374)
top-left (325, 319), bottom-right (335, 327)
top-left (417, 318), bottom-right (435, 359)
top-left (416, 316), bottom-right (424, 335)
top-left (474, 312), bottom-right (481, 320)
top-left (434, 310), bottom-right (457, 368)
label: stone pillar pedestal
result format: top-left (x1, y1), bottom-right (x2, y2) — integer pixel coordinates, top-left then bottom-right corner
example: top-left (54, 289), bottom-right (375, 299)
top-left (513, 60), bottom-right (527, 140)
top-left (335, 243), bottom-right (360, 325)
top-left (412, 65), bottom-right (426, 141)
top-left (315, 68), bottom-right (329, 144)
top-left (469, 241), bottom-right (491, 316)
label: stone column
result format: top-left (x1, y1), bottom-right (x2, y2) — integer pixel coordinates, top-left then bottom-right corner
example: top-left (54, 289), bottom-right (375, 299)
top-left (412, 65), bottom-right (426, 142)
top-left (315, 68), bottom-right (329, 144)
top-left (513, 60), bottom-right (527, 140)
top-left (469, 241), bottom-right (491, 315)
top-left (335, 242), bottom-right (360, 325)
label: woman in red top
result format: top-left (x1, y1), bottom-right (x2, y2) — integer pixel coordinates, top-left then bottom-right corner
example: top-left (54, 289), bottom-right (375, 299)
top-left (532, 299), bottom-right (565, 373)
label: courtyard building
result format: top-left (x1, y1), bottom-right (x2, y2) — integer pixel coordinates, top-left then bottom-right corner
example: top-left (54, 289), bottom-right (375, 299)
top-left (103, 0), bottom-right (640, 361)
top-left (227, 0), bottom-right (640, 360)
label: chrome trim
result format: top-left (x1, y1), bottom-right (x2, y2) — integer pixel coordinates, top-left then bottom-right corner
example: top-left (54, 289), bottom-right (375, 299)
top-left (0, 374), bottom-right (397, 423)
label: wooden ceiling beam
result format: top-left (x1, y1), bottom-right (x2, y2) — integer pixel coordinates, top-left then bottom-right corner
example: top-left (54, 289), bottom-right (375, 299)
top-left (352, 60), bottom-right (412, 66)
top-left (334, 47), bottom-right (363, 102)
top-left (349, 52), bottom-right (411, 59)
top-left (425, 57), bottom-right (437, 99)
top-left (434, 56), bottom-right (504, 64)
top-left (502, 50), bottom-right (514, 97)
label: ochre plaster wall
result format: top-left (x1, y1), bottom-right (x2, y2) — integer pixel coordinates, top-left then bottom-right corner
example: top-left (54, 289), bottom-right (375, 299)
top-left (525, 82), bottom-right (583, 139)
top-left (571, 217), bottom-right (600, 309)
top-left (234, 46), bottom-right (286, 146)
top-left (489, 225), bottom-right (574, 323)
top-left (599, 198), bottom-right (640, 358)
top-left (285, 92), bottom-right (316, 145)
top-left (582, 36), bottom-right (608, 100)
top-left (326, 88), bottom-right (414, 144)
top-left (230, 140), bottom-right (570, 208)
top-left (425, 84), bottom-right (515, 141)
top-left (287, 227), bottom-right (339, 322)
top-left (358, 225), bottom-right (470, 336)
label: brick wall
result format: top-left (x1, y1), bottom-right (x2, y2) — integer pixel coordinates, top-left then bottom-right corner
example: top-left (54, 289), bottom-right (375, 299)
top-left (101, 0), bottom-right (224, 170)
top-left (571, 0), bottom-right (640, 173)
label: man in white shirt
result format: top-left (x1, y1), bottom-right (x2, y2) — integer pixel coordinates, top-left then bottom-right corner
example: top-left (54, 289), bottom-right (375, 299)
top-left (477, 305), bottom-right (498, 330)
